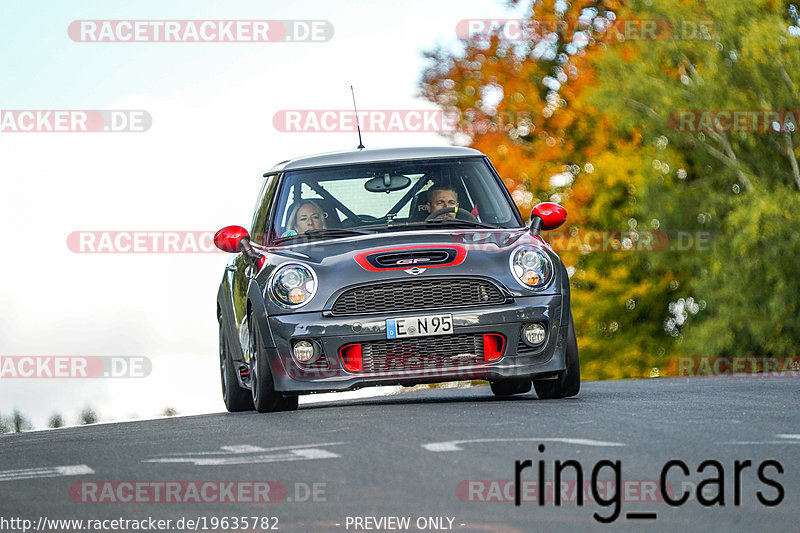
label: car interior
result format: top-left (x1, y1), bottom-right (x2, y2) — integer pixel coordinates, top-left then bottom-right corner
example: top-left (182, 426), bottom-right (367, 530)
top-left (268, 159), bottom-right (519, 241)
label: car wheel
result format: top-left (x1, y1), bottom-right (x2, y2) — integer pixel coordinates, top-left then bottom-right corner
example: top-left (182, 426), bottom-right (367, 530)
top-left (533, 312), bottom-right (580, 399)
top-left (219, 321), bottom-right (255, 412)
top-left (249, 314), bottom-right (299, 413)
top-left (490, 379), bottom-right (532, 397)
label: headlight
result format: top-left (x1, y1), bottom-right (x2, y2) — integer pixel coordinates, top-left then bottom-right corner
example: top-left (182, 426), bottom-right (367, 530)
top-left (269, 263), bottom-right (317, 308)
top-left (510, 246), bottom-right (553, 289)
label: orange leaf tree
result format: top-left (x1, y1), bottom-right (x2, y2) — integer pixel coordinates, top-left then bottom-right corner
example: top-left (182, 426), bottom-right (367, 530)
top-left (421, 0), bottom-right (682, 378)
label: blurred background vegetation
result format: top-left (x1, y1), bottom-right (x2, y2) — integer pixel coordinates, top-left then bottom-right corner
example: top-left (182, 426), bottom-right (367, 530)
top-left (0, 407), bottom-right (179, 433)
top-left (421, 0), bottom-right (800, 379)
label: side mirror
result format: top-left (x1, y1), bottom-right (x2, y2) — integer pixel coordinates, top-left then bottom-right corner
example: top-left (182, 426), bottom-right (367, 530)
top-left (529, 202), bottom-right (567, 236)
top-left (214, 225), bottom-right (267, 270)
top-left (214, 225), bottom-right (250, 253)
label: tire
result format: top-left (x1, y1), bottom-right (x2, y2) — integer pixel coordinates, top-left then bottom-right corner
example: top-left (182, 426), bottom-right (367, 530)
top-left (249, 314), bottom-right (299, 413)
top-left (490, 379), bottom-right (532, 397)
top-left (219, 321), bottom-right (254, 412)
top-left (533, 313), bottom-right (580, 399)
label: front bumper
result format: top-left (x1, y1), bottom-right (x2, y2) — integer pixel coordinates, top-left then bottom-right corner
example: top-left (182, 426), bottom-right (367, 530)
top-left (265, 295), bottom-right (567, 393)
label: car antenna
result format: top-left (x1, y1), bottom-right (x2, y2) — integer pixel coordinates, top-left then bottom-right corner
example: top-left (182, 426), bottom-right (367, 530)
top-left (350, 85), bottom-right (365, 150)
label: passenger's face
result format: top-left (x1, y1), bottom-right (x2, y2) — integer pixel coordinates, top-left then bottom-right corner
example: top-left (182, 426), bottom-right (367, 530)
top-left (295, 204), bottom-right (324, 233)
top-left (427, 189), bottom-right (458, 218)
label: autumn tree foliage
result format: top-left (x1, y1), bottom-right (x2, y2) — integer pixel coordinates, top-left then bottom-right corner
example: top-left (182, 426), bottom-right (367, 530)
top-left (590, 0), bottom-right (800, 358)
top-left (421, 0), bottom-right (800, 377)
top-left (422, 0), bottom-right (678, 378)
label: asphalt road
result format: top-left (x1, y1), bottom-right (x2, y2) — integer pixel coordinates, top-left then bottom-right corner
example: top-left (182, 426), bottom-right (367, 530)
top-left (1, 378), bottom-right (798, 533)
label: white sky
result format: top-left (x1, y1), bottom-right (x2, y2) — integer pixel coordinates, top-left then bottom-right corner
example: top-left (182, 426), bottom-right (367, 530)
top-left (0, 0), bottom-right (523, 428)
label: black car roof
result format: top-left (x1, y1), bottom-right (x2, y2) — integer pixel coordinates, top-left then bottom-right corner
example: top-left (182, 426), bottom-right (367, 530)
top-left (263, 146), bottom-right (486, 176)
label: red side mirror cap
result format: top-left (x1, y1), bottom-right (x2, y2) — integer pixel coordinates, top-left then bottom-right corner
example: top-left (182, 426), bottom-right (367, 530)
top-left (214, 225), bottom-right (250, 253)
top-left (531, 202), bottom-right (567, 231)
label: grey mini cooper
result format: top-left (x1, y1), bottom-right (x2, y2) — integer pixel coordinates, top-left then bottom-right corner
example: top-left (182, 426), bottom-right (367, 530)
top-left (215, 146), bottom-right (579, 412)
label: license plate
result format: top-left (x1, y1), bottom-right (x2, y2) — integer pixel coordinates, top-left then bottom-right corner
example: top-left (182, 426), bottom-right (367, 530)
top-left (386, 313), bottom-right (453, 339)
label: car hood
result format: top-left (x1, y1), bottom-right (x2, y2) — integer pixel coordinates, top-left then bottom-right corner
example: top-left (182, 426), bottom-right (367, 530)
top-left (255, 227), bottom-right (564, 314)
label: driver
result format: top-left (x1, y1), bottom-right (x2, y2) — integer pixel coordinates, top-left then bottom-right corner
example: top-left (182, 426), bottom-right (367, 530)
top-left (425, 185), bottom-right (459, 219)
top-left (284, 199), bottom-right (327, 236)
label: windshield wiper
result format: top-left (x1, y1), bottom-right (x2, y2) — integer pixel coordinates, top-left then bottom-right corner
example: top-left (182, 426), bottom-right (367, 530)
top-left (425, 218), bottom-right (498, 229)
top-left (273, 220), bottom-right (500, 243)
top-left (388, 219), bottom-right (498, 230)
top-left (273, 227), bottom-right (376, 244)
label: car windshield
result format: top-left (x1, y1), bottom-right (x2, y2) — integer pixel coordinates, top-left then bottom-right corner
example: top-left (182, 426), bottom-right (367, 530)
top-left (268, 157), bottom-right (522, 243)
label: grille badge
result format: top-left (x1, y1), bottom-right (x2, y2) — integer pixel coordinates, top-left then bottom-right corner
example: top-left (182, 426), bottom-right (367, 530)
top-left (394, 257), bottom-right (431, 265)
top-left (404, 267), bottom-right (426, 275)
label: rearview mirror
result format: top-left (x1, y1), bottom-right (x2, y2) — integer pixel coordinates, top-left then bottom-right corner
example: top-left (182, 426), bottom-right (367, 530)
top-left (364, 173), bottom-right (411, 193)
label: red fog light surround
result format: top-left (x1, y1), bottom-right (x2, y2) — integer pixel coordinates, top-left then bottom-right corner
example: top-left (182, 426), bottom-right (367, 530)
top-left (339, 343), bottom-right (363, 372)
top-left (483, 334), bottom-right (506, 362)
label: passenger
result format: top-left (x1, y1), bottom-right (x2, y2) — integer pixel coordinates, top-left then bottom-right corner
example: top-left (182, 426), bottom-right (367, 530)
top-left (285, 200), bottom-right (327, 236)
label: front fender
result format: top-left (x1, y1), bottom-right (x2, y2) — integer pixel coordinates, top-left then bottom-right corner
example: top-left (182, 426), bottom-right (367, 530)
top-left (247, 278), bottom-right (277, 350)
top-left (556, 256), bottom-right (571, 326)
top-left (217, 269), bottom-right (244, 363)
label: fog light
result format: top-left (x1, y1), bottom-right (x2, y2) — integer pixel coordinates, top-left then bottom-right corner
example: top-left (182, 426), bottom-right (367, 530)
top-left (293, 340), bottom-right (315, 363)
top-left (523, 323), bottom-right (546, 346)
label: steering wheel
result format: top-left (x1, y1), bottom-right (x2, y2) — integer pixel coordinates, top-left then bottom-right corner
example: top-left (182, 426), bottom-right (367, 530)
top-left (425, 207), bottom-right (479, 222)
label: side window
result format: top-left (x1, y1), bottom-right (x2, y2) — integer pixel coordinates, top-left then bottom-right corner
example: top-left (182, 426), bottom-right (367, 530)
top-left (464, 163), bottom-right (516, 224)
top-left (251, 175), bottom-right (278, 245)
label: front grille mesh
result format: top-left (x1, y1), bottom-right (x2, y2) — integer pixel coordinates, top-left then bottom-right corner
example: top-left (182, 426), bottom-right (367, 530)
top-left (516, 340), bottom-right (539, 357)
top-left (331, 279), bottom-right (504, 315)
top-left (288, 348), bottom-right (331, 380)
top-left (362, 334), bottom-right (484, 373)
